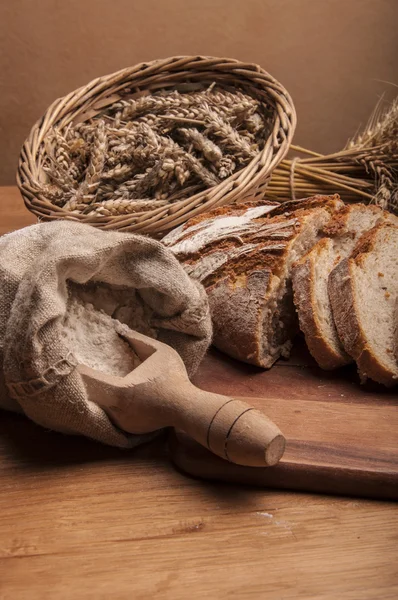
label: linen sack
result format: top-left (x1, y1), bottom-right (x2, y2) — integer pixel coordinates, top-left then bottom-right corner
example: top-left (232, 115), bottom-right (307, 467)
top-left (0, 221), bottom-right (212, 447)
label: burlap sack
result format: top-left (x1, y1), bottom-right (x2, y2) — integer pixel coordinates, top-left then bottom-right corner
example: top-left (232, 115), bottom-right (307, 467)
top-left (0, 221), bottom-right (212, 448)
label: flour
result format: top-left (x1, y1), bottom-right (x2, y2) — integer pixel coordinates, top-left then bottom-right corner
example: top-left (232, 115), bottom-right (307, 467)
top-left (63, 284), bottom-right (144, 377)
top-left (68, 281), bottom-right (156, 338)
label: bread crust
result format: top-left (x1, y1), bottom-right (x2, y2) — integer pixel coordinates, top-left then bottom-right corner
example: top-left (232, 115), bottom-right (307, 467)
top-left (394, 297), bottom-right (398, 364)
top-left (208, 270), bottom-right (272, 366)
top-left (328, 225), bottom-right (398, 387)
top-left (269, 194), bottom-right (342, 217)
top-left (292, 239), bottom-right (351, 369)
top-left (205, 204), bottom-right (340, 367)
top-left (165, 194), bottom-right (343, 368)
top-left (292, 204), bottom-right (397, 370)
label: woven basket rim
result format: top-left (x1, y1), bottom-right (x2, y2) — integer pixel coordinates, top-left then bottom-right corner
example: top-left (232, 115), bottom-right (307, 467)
top-left (17, 55), bottom-right (296, 235)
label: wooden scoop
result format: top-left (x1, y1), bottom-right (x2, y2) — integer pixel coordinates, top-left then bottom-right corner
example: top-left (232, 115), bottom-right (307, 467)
top-left (77, 329), bottom-right (285, 467)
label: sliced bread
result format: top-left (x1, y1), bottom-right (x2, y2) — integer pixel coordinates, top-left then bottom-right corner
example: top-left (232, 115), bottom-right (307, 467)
top-left (328, 223), bottom-right (398, 387)
top-left (292, 204), bottom-right (398, 369)
top-left (164, 194), bottom-right (343, 368)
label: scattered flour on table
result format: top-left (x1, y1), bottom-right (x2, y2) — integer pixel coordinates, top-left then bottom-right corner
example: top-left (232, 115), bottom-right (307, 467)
top-left (62, 282), bottom-right (152, 377)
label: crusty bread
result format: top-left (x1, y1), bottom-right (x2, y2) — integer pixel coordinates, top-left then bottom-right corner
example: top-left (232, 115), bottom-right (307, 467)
top-left (394, 297), bottom-right (398, 364)
top-left (292, 204), bottom-right (398, 369)
top-left (328, 223), bottom-right (398, 387)
top-left (164, 194), bottom-right (343, 368)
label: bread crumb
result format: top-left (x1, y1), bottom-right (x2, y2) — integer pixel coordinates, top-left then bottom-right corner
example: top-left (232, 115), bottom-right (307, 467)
top-left (378, 272), bottom-right (384, 277)
top-left (385, 291), bottom-right (390, 299)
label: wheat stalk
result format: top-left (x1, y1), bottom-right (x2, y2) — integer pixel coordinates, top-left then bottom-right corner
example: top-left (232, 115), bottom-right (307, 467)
top-left (202, 107), bottom-right (258, 161)
top-left (111, 88), bottom-right (259, 124)
top-left (89, 198), bottom-right (168, 216)
top-left (102, 163), bottom-right (134, 181)
top-left (64, 119), bottom-right (107, 208)
top-left (183, 153), bottom-right (220, 188)
top-left (177, 128), bottom-right (223, 163)
top-left (266, 96), bottom-right (398, 213)
top-left (43, 86), bottom-right (268, 216)
top-left (39, 183), bottom-right (71, 207)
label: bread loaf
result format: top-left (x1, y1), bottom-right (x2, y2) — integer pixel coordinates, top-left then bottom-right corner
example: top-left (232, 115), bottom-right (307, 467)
top-left (328, 223), bottom-right (398, 387)
top-left (292, 204), bottom-right (398, 369)
top-left (163, 195), bottom-right (343, 367)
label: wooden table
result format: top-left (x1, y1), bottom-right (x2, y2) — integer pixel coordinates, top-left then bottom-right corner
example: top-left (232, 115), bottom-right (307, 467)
top-left (0, 187), bottom-right (397, 599)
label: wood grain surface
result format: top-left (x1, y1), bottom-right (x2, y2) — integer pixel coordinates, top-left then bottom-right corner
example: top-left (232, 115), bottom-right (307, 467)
top-left (174, 349), bottom-right (398, 499)
top-left (171, 392), bottom-right (398, 499)
top-left (0, 187), bottom-right (397, 600)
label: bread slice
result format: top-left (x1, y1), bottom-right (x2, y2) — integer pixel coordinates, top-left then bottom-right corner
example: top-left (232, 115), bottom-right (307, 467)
top-left (164, 194), bottom-right (343, 368)
top-left (292, 204), bottom-right (398, 369)
top-left (328, 223), bottom-right (398, 387)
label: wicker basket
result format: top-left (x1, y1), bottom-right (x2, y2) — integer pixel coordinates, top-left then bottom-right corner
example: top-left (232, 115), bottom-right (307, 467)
top-left (17, 56), bottom-right (296, 236)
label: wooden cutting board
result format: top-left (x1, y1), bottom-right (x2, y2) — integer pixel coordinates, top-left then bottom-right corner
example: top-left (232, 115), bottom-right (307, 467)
top-left (170, 341), bottom-right (398, 500)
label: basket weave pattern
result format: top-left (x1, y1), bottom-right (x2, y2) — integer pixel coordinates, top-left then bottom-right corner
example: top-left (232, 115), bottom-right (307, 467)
top-left (17, 56), bottom-right (296, 236)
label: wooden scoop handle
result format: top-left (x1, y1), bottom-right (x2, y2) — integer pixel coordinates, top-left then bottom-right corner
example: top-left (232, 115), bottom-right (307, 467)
top-left (77, 329), bottom-right (285, 467)
top-left (79, 363), bottom-right (285, 467)
top-left (162, 383), bottom-right (285, 467)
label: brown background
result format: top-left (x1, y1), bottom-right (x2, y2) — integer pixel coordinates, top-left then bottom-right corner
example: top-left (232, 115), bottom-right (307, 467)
top-left (0, 0), bottom-right (397, 185)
